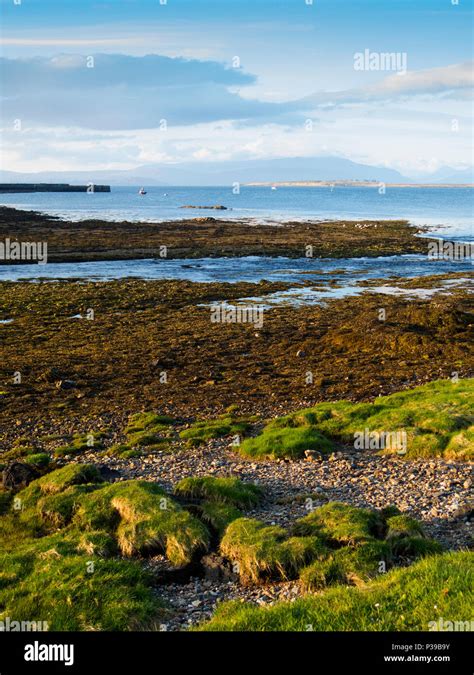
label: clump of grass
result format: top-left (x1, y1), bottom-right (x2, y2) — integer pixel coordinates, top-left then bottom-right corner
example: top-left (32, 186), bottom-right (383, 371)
top-left (36, 485), bottom-right (100, 529)
top-left (300, 540), bottom-right (392, 590)
top-left (23, 453), bottom-right (50, 468)
top-left (389, 535), bottom-right (443, 558)
top-left (240, 427), bottom-right (333, 460)
top-left (292, 502), bottom-right (385, 545)
top-left (220, 518), bottom-right (326, 583)
top-left (238, 379), bottom-right (473, 460)
top-left (179, 413), bottom-right (256, 447)
top-left (0, 443), bottom-right (41, 463)
top-left (174, 476), bottom-right (263, 509)
top-left (16, 463), bottom-right (103, 512)
top-left (294, 503), bottom-right (443, 591)
top-left (106, 443), bottom-right (141, 459)
top-left (54, 432), bottom-right (105, 457)
top-left (196, 551), bottom-right (473, 631)
top-left (125, 412), bottom-right (175, 434)
top-left (73, 480), bottom-right (209, 565)
top-left (385, 514), bottom-right (425, 539)
top-left (384, 514), bottom-right (442, 557)
top-left (13, 466), bottom-right (210, 567)
top-left (125, 412), bottom-right (175, 448)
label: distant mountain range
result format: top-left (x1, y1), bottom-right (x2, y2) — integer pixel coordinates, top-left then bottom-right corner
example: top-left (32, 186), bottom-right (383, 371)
top-left (0, 157), bottom-right (472, 187)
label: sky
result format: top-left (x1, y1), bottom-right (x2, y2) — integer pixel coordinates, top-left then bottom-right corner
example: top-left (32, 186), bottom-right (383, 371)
top-left (0, 0), bottom-right (473, 176)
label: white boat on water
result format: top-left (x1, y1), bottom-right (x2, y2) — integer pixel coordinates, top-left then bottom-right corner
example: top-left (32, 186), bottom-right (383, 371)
top-left (271, 185), bottom-right (277, 190)
top-left (138, 187), bottom-right (147, 195)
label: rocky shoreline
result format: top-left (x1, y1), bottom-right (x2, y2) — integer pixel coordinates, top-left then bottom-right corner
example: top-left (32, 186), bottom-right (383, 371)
top-left (0, 212), bottom-right (472, 633)
top-left (0, 205), bottom-right (435, 262)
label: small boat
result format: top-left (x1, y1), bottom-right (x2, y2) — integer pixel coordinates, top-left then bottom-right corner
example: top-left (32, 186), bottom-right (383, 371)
top-left (271, 185), bottom-right (277, 190)
top-left (138, 187), bottom-right (147, 195)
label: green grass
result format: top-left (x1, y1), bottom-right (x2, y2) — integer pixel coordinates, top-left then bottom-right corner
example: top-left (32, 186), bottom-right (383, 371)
top-left (105, 443), bottom-right (141, 458)
top-left (73, 481), bottom-right (210, 565)
top-left (125, 412), bottom-right (175, 434)
top-left (386, 514), bottom-right (425, 539)
top-left (0, 445), bottom-right (51, 473)
top-left (0, 518), bottom-right (166, 630)
top-left (292, 502), bottom-right (385, 545)
top-left (238, 379), bottom-right (473, 460)
top-left (124, 412), bottom-right (175, 448)
top-left (14, 466), bottom-right (209, 566)
top-left (54, 432), bottom-right (105, 457)
top-left (196, 551), bottom-right (473, 631)
top-left (220, 518), bottom-right (327, 583)
top-left (300, 541), bottom-right (393, 590)
top-left (179, 413), bottom-right (255, 447)
top-left (174, 476), bottom-right (263, 508)
top-left (0, 463), bottom-right (221, 630)
top-left (240, 427), bottom-right (333, 460)
top-left (15, 463), bottom-right (103, 512)
top-left (23, 453), bottom-right (51, 468)
top-left (219, 503), bottom-right (442, 588)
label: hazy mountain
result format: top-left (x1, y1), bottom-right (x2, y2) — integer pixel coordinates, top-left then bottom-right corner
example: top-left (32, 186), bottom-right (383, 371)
top-left (3, 159), bottom-right (471, 186)
top-left (416, 166), bottom-right (473, 184)
top-left (0, 156), bottom-right (413, 186)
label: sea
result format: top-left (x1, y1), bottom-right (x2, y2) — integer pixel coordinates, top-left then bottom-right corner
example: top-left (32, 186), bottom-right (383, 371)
top-left (0, 185), bottom-right (472, 238)
top-left (0, 186), bottom-right (472, 304)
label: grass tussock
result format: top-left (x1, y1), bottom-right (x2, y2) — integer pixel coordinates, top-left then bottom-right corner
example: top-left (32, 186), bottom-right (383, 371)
top-left (0, 464), bottom-right (224, 629)
top-left (179, 411), bottom-right (257, 447)
top-left (220, 518), bottom-right (327, 584)
top-left (54, 432), bottom-right (105, 457)
top-left (220, 502), bottom-right (442, 588)
top-left (292, 501), bottom-right (385, 545)
top-left (240, 427), bottom-right (333, 460)
top-left (14, 466), bottom-right (209, 566)
top-left (174, 476), bottom-right (263, 509)
top-left (124, 412), bottom-right (176, 449)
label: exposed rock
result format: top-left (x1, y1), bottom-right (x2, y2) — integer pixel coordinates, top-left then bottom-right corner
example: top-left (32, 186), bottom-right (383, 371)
top-left (181, 205), bottom-right (228, 210)
top-left (55, 379), bottom-right (77, 390)
top-left (2, 462), bottom-right (39, 489)
top-left (304, 449), bottom-right (323, 462)
top-left (201, 553), bottom-right (238, 582)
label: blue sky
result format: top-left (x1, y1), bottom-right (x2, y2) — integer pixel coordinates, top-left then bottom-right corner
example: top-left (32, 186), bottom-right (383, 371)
top-left (1, 0), bottom-right (472, 175)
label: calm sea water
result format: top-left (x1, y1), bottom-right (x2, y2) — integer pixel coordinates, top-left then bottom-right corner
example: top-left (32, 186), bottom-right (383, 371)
top-left (0, 186), bottom-right (472, 296)
top-left (1, 185), bottom-right (473, 239)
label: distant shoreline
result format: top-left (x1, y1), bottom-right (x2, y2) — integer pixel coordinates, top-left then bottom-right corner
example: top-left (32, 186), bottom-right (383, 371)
top-left (246, 181), bottom-right (474, 188)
